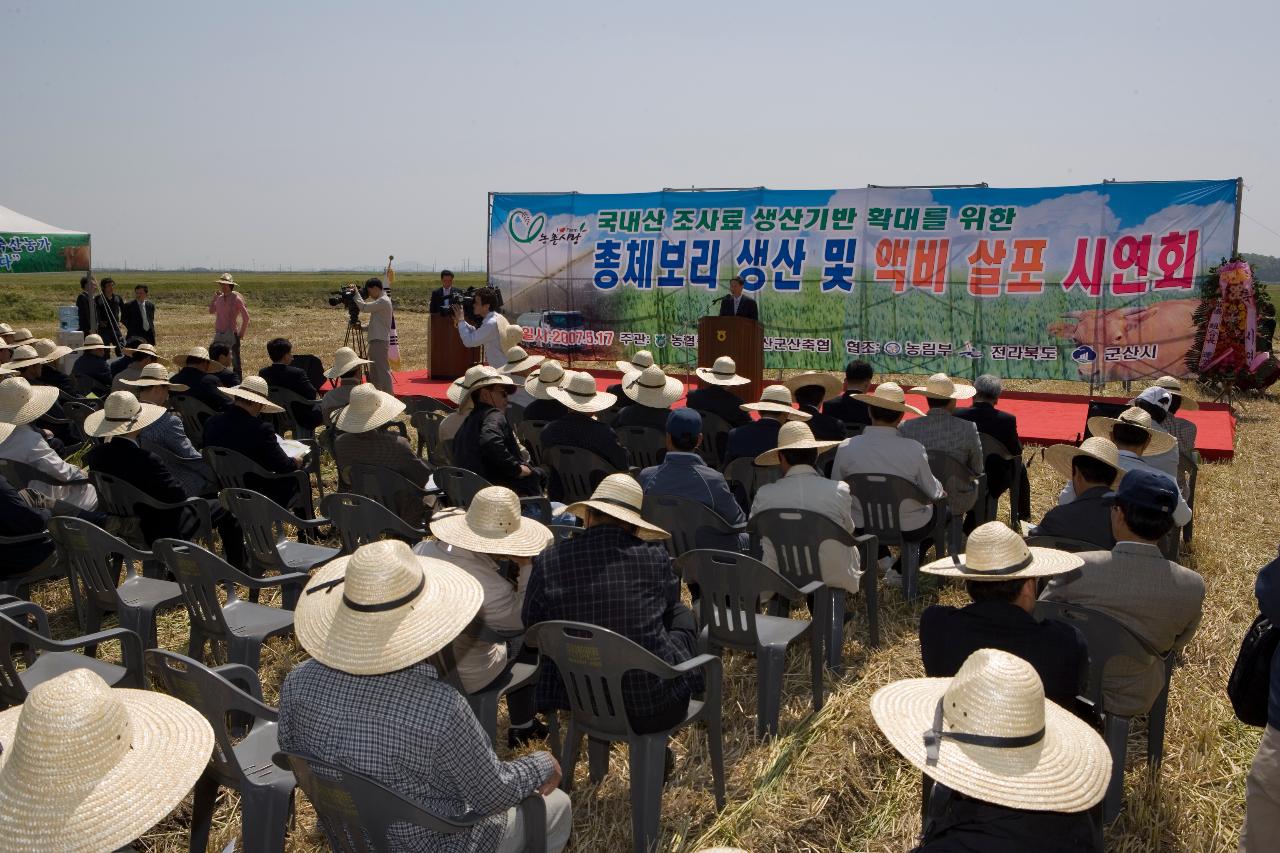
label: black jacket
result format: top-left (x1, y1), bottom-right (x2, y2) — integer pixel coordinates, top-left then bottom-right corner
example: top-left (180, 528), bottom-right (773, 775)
top-left (541, 411), bottom-right (627, 500)
top-left (615, 404), bottom-right (671, 432)
top-left (724, 417), bottom-right (781, 463)
top-left (121, 300), bottom-right (156, 344)
top-left (109, 354), bottom-right (133, 377)
top-left (686, 385), bottom-right (750, 428)
top-left (522, 398), bottom-right (568, 424)
top-left (799, 403), bottom-right (846, 442)
top-left (955, 401), bottom-right (1024, 500)
top-left (85, 438), bottom-right (192, 546)
top-left (211, 367), bottom-right (240, 387)
top-left (428, 286), bottom-right (461, 316)
top-left (718, 293), bottom-right (759, 320)
top-left (452, 403), bottom-right (540, 497)
top-left (201, 405), bottom-right (300, 508)
top-left (823, 391), bottom-right (872, 429)
top-left (1029, 485), bottom-right (1116, 550)
top-left (36, 365), bottom-right (74, 396)
top-left (259, 363), bottom-right (322, 429)
top-left (170, 365), bottom-right (230, 413)
top-left (76, 291), bottom-right (124, 340)
top-left (0, 475), bottom-right (54, 576)
top-left (71, 352), bottom-right (113, 393)
top-left (917, 785), bottom-right (1100, 853)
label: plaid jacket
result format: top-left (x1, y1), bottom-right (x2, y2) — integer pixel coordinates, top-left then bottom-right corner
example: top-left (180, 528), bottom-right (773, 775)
top-left (899, 409), bottom-right (984, 476)
top-left (278, 659), bottom-right (553, 853)
top-left (523, 524), bottom-right (701, 718)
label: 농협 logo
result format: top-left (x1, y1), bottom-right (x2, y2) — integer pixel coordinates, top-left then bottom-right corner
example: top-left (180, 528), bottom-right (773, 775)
top-left (507, 209), bottom-right (546, 244)
top-left (1072, 345), bottom-right (1098, 364)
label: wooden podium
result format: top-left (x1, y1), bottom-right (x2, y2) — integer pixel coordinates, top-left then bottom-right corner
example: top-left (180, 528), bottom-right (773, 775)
top-left (698, 315), bottom-right (764, 404)
top-left (429, 314), bottom-right (479, 380)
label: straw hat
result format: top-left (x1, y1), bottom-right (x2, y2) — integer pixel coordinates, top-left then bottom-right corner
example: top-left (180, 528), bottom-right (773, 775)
top-left (1044, 436), bottom-right (1122, 487)
top-left (72, 334), bottom-right (111, 353)
top-left (214, 272), bottom-right (236, 286)
top-left (324, 346), bottom-right (372, 380)
top-left (500, 346), bottom-right (545, 375)
top-left (1154, 375), bottom-right (1198, 410)
top-left (83, 391), bottom-right (168, 439)
top-left (755, 420), bottom-right (840, 466)
top-left (740, 384), bottom-right (812, 420)
top-left (294, 539), bottom-right (485, 676)
top-left (218, 375), bottom-right (285, 414)
top-left (1086, 406), bottom-right (1177, 456)
top-left (7, 328), bottom-right (35, 345)
top-left (124, 342), bottom-right (168, 364)
top-left (0, 420), bottom-right (15, 445)
top-left (525, 359), bottom-right (567, 400)
top-left (911, 373), bottom-right (977, 401)
top-left (622, 364), bottom-right (684, 409)
top-left (565, 473), bottom-right (669, 540)
top-left (547, 370), bottom-right (617, 413)
top-left (921, 521), bottom-right (1084, 580)
top-left (854, 382), bottom-right (925, 417)
top-left (4, 345), bottom-right (48, 371)
top-left (120, 362), bottom-right (189, 392)
top-left (0, 669), bottom-right (214, 853)
top-left (493, 314), bottom-right (524, 351)
top-left (616, 349), bottom-right (655, 375)
top-left (870, 648), bottom-right (1110, 813)
top-left (430, 486), bottom-right (554, 557)
top-left (335, 384), bottom-right (406, 434)
top-left (0, 323), bottom-right (11, 335)
top-left (0, 377), bottom-right (60, 425)
top-left (694, 356), bottom-right (749, 387)
top-left (29, 339), bottom-right (72, 363)
top-left (447, 365), bottom-right (513, 406)
top-left (181, 345), bottom-right (212, 363)
top-left (783, 371), bottom-right (842, 401)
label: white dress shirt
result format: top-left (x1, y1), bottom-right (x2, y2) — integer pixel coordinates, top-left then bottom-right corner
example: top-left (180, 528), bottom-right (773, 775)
top-left (750, 465), bottom-right (861, 593)
top-left (830, 425), bottom-right (943, 531)
top-left (457, 312), bottom-right (508, 369)
top-left (0, 424), bottom-right (98, 511)
top-left (1057, 449), bottom-right (1191, 526)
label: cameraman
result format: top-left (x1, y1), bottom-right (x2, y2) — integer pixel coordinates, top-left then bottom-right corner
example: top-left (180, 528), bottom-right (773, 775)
top-left (351, 277), bottom-right (394, 393)
top-left (453, 286), bottom-right (508, 369)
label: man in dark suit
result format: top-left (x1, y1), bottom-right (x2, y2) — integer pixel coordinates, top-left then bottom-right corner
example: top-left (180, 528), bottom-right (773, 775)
top-left (717, 276), bottom-right (759, 320)
top-left (954, 373), bottom-right (1028, 518)
top-left (170, 347), bottom-right (230, 413)
top-left (723, 385), bottom-right (807, 463)
top-left (823, 360), bottom-right (874, 429)
top-left (1031, 437), bottom-right (1120, 550)
top-left (207, 343), bottom-right (240, 387)
top-left (201, 376), bottom-right (304, 510)
top-left (785, 372), bottom-right (846, 442)
top-left (428, 269), bottom-right (460, 315)
top-left (75, 276), bottom-right (124, 352)
top-left (71, 336), bottom-right (114, 397)
top-left (687, 356), bottom-right (751, 428)
top-left (121, 284), bottom-right (157, 345)
top-left (258, 338), bottom-right (322, 430)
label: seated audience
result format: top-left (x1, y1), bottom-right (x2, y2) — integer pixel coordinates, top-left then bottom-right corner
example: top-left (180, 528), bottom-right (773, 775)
top-left (541, 371), bottom-right (625, 499)
top-left (1032, 437), bottom-right (1121, 549)
top-left (1041, 469), bottom-right (1205, 716)
top-left (319, 346), bottom-right (371, 419)
top-left (521, 359), bottom-right (569, 423)
top-left (0, 322), bottom-right (14, 344)
top-left (823, 359), bottom-right (875, 429)
top-left (1154, 375), bottom-right (1198, 459)
top-left (207, 341), bottom-right (240, 386)
top-left (71, 334), bottom-right (113, 395)
top-left (0, 338), bottom-right (10, 369)
top-left (279, 540), bottom-right (571, 853)
top-left (452, 367), bottom-right (542, 497)
top-left (259, 337), bottom-right (322, 430)
top-left (616, 364), bottom-right (684, 430)
top-left (0, 468), bottom-right (56, 577)
top-left (607, 349), bottom-right (656, 416)
top-left (724, 384), bottom-right (811, 464)
top-left (170, 346), bottom-right (232, 413)
top-left (418, 486), bottom-right (554, 746)
top-left (111, 343), bottom-right (165, 392)
top-left (784, 372), bottom-right (846, 441)
top-left (751, 421), bottom-right (860, 595)
top-left (6, 345), bottom-right (74, 447)
top-left (201, 376), bottom-right (304, 510)
top-left (1130, 386), bottom-right (1180, 482)
top-left (954, 373), bottom-right (1028, 519)
top-left (0, 377), bottom-right (99, 515)
top-left (900, 373), bottom-right (983, 476)
top-left (334, 385), bottom-right (433, 521)
top-left (1241, 549), bottom-right (1280, 852)
top-left (871, 648), bottom-right (1108, 852)
top-left (638, 408), bottom-right (746, 546)
top-left (110, 336), bottom-right (143, 377)
top-left (687, 356), bottom-right (751, 428)
top-left (499, 345), bottom-right (545, 410)
top-left (124, 363), bottom-right (217, 497)
top-left (30, 339), bottom-right (74, 394)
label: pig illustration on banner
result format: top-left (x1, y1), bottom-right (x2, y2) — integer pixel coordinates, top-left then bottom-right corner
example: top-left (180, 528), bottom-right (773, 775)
top-left (1048, 299), bottom-right (1199, 381)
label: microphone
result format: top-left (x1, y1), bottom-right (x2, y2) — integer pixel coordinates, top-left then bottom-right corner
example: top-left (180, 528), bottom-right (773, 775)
top-left (711, 294), bottom-right (730, 304)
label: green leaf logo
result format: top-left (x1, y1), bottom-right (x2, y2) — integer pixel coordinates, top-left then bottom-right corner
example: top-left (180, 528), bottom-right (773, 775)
top-left (507, 209), bottom-right (546, 244)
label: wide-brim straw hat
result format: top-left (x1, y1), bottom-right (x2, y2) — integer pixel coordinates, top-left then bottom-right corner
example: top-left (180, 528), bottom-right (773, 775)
top-left (447, 365), bottom-right (513, 406)
top-left (1086, 406), bottom-right (1177, 456)
top-left (0, 323), bottom-right (11, 335)
top-left (324, 346), bottom-right (372, 380)
top-left (921, 521), bottom-right (1084, 580)
top-left (295, 539), bottom-right (485, 676)
top-left (694, 356), bottom-right (749, 387)
top-left (72, 334), bottom-right (110, 353)
top-left (430, 486), bottom-right (554, 557)
top-left (120, 362), bottom-right (188, 392)
top-left (8, 329), bottom-right (35, 345)
top-left (4, 345), bottom-right (48, 371)
top-left (500, 346), bottom-right (545, 375)
top-left (83, 391), bottom-right (168, 439)
top-left (1044, 436), bottom-right (1122, 487)
top-left (0, 377), bottom-right (60, 425)
top-left (741, 384), bottom-right (812, 420)
top-left (755, 420), bottom-right (840, 466)
top-left (335, 384), bottom-right (405, 434)
top-left (0, 669), bottom-right (214, 853)
top-left (911, 373), bottom-right (977, 401)
top-left (214, 272), bottom-right (236, 285)
top-left (548, 370), bottom-right (617, 413)
top-left (783, 371), bottom-right (842, 401)
top-left (218, 375), bottom-right (285, 414)
top-left (870, 648), bottom-right (1111, 813)
top-left (855, 382), bottom-right (925, 417)
top-left (565, 473), bottom-right (669, 540)
top-left (181, 346), bottom-right (212, 363)
top-left (123, 343), bottom-right (168, 364)
top-left (494, 314), bottom-right (524, 351)
top-left (525, 360), bottom-right (567, 400)
top-left (622, 364), bottom-right (684, 409)
top-left (616, 349), bottom-right (656, 375)
top-left (29, 339), bottom-right (72, 363)
top-left (1154, 375), bottom-right (1198, 410)
top-left (0, 421), bottom-right (15, 444)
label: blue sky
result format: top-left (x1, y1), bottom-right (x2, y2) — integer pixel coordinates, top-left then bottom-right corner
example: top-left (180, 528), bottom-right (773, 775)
top-left (3, 0), bottom-right (1277, 269)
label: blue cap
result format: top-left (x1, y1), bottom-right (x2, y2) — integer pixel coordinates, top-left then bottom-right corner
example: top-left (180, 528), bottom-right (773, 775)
top-left (1115, 468), bottom-right (1177, 515)
top-left (666, 408), bottom-right (702, 439)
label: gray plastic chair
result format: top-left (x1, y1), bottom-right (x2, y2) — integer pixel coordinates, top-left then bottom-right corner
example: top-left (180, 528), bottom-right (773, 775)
top-left (676, 549), bottom-right (824, 738)
top-left (694, 410), bottom-right (733, 469)
top-left (842, 473), bottom-right (941, 601)
top-left (0, 599), bottom-right (144, 708)
top-left (433, 464), bottom-right (491, 508)
top-left (640, 493), bottom-right (746, 559)
top-left (266, 386), bottom-right (318, 440)
top-left (148, 650), bottom-right (296, 853)
top-left (721, 457), bottom-right (783, 505)
top-left (0, 457), bottom-right (91, 493)
top-left (0, 531), bottom-right (62, 599)
top-left (748, 509), bottom-right (880, 668)
top-left (92, 469), bottom-right (214, 551)
top-left (616, 425), bottom-right (667, 470)
top-left (1034, 600), bottom-right (1173, 823)
top-left (204, 445), bottom-right (315, 519)
top-left (410, 409), bottom-right (448, 462)
top-left (218, 487), bottom-right (338, 582)
top-left (525, 620), bottom-right (724, 853)
top-left (542, 445), bottom-right (618, 504)
top-left (926, 449), bottom-right (985, 557)
top-left (343, 462), bottom-right (438, 528)
top-left (153, 538), bottom-right (306, 672)
top-left (1024, 534), bottom-right (1107, 553)
top-left (516, 419), bottom-right (550, 467)
top-left (172, 394), bottom-right (219, 448)
top-left (321, 492), bottom-right (427, 553)
top-left (46, 516), bottom-right (183, 649)
top-left (431, 640), bottom-right (542, 750)
top-left (548, 524), bottom-right (584, 541)
top-left (979, 433), bottom-right (1026, 530)
top-left (276, 750), bottom-right (548, 853)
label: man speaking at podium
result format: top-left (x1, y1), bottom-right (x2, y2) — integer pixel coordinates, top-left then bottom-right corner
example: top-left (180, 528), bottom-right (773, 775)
top-left (717, 276), bottom-right (759, 320)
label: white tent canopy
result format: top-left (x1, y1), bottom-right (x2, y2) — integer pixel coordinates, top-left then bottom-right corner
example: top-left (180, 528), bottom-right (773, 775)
top-left (0, 203), bottom-right (90, 273)
top-left (0, 204), bottom-right (86, 235)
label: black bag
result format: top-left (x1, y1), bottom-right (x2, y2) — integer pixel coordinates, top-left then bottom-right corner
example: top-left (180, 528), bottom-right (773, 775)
top-left (1229, 614), bottom-right (1280, 727)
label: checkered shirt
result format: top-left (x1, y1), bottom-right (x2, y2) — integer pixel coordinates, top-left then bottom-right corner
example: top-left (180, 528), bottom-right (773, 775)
top-left (899, 409), bottom-right (984, 475)
top-left (277, 659), bottom-right (553, 853)
top-left (1168, 415), bottom-right (1198, 461)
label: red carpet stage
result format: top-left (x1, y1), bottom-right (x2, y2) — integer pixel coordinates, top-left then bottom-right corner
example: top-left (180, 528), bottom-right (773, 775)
top-left (387, 369), bottom-right (1236, 461)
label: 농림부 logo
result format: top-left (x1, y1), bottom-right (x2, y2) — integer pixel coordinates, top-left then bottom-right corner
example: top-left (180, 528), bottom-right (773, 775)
top-left (507, 209), bottom-right (546, 244)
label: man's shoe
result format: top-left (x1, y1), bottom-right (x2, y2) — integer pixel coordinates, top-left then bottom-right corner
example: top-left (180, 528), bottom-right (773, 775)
top-left (507, 717), bottom-right (550, 749)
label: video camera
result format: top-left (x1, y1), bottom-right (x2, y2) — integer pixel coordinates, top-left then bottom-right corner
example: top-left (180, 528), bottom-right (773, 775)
top-left (327, 283), bottom-right (366, 325)
top-left (452, 285), bottom-right (504, 324)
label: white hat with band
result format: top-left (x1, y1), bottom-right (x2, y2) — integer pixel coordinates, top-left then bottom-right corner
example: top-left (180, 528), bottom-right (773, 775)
top-left (525, 360), bottom-right (568, 400)
top-left (447, 365), bottom-right (513, 406)
top-left (72, 334), bottom-right (111, 353)
top-left (0, 377), bottom-right (60, 425)
top-left (910, 373), bottom-right (977, 401)
top-left (120, 362), bottom-right (188, 391)
top-left (565, 473), bottom-right (668, 540)
top-left (854, 382), bottom-right (925, 417)
top-left (547, 370), bottom-right (617, 414)
top-left (754, 420), bottom-right (840, 466)
top-left (218, 375), bottom-right (285, 414)
top-left (616, 349), bottom-right (655, 376)
top-left (1086, 406), bottom-right (1177, 456)
top-left (83, 391), bottom-right (169, 439)
top-left (1153, 375), bottom-right (1198, 410)
top-left (1044, 436), bottom-right (1122, 487)
top-left (783, 371), bottom-right (842, 401)
top-left (429, 486), bottom-right (554, 557)
top-left (500, 346), bottom-right (546, 375)
top-left (694, 356), bottom-right (749, 387)
top-left (335, 384), bottom-right (406, 434)
top-left (325, 346), bottom-right (372, 380)
top-left (740, 384), bottom-right (812, 420)
top-left (622, 364), bottom-right (684, 409)
top-left (920, 521), bottom-right (1084, 580)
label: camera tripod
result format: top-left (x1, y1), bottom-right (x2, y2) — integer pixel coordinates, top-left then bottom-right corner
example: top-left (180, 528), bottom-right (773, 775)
top-left (344, 319), bottom-right (368, 363)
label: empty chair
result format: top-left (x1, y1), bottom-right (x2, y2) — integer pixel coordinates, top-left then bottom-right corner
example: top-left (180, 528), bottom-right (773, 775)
top-left (721, 457), bottom-right (783, 506)
top-left (926, 449), bottom-right (985, 557)
top-left (695, 410), bottom-right (733, 469)
top-left (219, 487), bottom-right (338, 581)
top-left (266, 386), bottom-right (318, 440)
top-left (526, 620), bottom-right (724, 853)
top-left (205, 445), bottom-right (315, 519)
top-left (148, 650), bottom-right (297, 853)
top-left (640, 493), bottom-right (746, 559)
top-left (344, 462), bottom-right (439, 528)
top-left (321, 492), bottom-right (427, 553)
top-left (542, 445), bottom-right (620, 504)
top-left (46, 516), bottom-right (183, 649)
top-left (153, 538), bottom-right (306, 672)
top-left (92, 469), bottom-right (214, 550)
top-left (433, 465), bottom-right (490, 508)
top-left (410, 409), bottom-right (448, 461)
top-left (173, 394), bottom-right (219, 448)
top-left (616, 425), bottom-right (667, 470)
top-left (517, 419), bottom-right (550, 467)
top-left (676, 549), bottom-right (824, 738)
top-left (979, 433), bottom-right (1026, 530)
top-left (842, 472), bottom-right (942, 601)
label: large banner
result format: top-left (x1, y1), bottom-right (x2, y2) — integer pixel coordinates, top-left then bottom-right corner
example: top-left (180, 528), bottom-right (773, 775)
top-left (488, 180), bottom-right (1239, 381)
top-left (0, 232), bottom-right (91, 273)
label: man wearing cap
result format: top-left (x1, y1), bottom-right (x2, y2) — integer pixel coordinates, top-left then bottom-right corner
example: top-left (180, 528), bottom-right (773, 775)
top-left (521, 359), bottom-right (569, 423)
top-left (209, 273), bottom-right (250, 378)
top-left (784, 372), bottom-right (846, 442)
top-left (900, 373), bottom-right (984, 477)
top-left (1242, 550), bottom-right (1280, 851)
top-left (954, 374), bottom-right (1028, 518)
top-left (202, 376), bottom-right (305, 510)
top-left (1031, 437), bottom-right (1121, 549)
top-left (823, 360), bottom-right (875, 429)
top-left (524, 474), bottom-right (702, 734)
top-left (499, 345), bottom-right (545, 410)
top-left (918, 522), bottom-right (1089, 715)
top-left (871, 649), bottom-right (1109, 851)
top-left (0, 377), bottom-right (99, 515)
top-left (541, 371), bottom-right (626, 500)
top-left (686, 356), bottom-right (751, 428)
top-left (1041, 469), bottom-right (1205, 717)
top-left (124, 364), bottom-right (217, 497)
top-left (453, 286), bottom-right (511, 370)
top-left (122, 283), bottom-right (156, 345)
top-left (334, 385), bottom-right (433, 521)
top-left (751, 421), bottom-right (861, 595)
top-left (452, 367), bottom-right (542, 497)
top-left (320, 346), bottom-right (371, 420)
top-left (259, 337), bottom-right (322, 431)
top-left (637, 409), bottom-right (746, 545)
top-left (169, 346), bottom-right (232, 413)
top-left (352, 277), bottom-right (395, 394)
top-left (278, 540), bottom-right (572, 853)
top-left (616, 364), bottom-right (685, 431)
top-left (718, 275), bottom-right (758, 320)
top-left (71, 334), bottom-right (113, 396)
top-left (1129, 385), bottom-right (1180, 482)
top-left (1154, 376), bottom-right (1198, 459)
top-left (111, 343), bottom-right (165, 393)
top-left (723, 384), bottom-right (811, 464)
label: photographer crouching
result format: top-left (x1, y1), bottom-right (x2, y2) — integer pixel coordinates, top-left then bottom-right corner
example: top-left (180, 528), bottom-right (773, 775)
top-left (453, 286), bottom-right (508, 369)
top-left (349, 277), bottom-right (394, 393)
